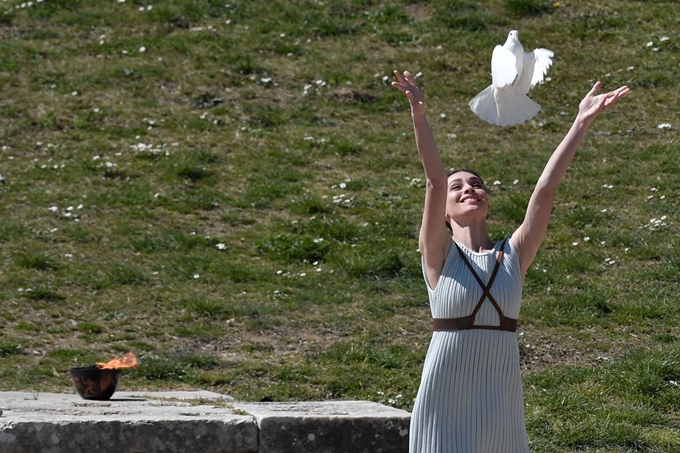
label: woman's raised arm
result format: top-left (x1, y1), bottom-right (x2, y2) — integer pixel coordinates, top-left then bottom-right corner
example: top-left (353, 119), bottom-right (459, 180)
top-left (392, 70), bottom-right (451, 287)
top-left (511, 82), bottom-right (630, 276)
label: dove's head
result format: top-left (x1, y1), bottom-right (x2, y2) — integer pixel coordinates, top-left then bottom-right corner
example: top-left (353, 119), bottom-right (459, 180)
top-left (508, 30), bottom-right (519, 42)
top-left (444, 168), bottom-right (490, 229)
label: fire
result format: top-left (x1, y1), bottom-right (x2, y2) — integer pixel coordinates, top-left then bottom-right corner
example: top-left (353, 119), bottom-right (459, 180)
top-left (96, 351), bottom-right (139, 370)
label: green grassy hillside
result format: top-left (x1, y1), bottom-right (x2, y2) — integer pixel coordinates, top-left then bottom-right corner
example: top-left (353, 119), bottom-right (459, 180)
top-left (0, 1), bottom-right (678, 451)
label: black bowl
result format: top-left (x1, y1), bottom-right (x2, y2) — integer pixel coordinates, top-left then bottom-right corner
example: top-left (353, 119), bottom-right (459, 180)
top-left (69, 366), bottom-right (122, 400)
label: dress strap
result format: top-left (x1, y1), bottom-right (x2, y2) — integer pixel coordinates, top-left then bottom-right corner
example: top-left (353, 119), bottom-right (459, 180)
top-left (432, 238), bottom-right (518, 332)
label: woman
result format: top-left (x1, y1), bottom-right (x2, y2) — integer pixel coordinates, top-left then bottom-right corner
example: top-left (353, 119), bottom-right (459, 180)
top-left (392, 70), bottom-right (629, 453)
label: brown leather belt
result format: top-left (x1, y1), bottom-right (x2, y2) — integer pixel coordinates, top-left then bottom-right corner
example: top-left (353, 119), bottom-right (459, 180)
top-left (432, 316), bottom-right (517, 332)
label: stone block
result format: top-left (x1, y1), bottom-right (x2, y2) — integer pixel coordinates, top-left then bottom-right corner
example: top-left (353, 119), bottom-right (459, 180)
top-left (0, 391), bottom-right (257, 453)
top-left (232, 400), bottom-right (410, 453)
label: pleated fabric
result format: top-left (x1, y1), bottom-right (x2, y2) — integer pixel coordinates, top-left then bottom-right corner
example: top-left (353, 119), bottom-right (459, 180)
top-left (410, 238), bottom-right (529, 453)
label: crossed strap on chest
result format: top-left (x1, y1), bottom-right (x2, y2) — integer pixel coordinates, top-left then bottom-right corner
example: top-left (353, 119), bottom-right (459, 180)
top-left (432, 238), bottom-right (518, 332)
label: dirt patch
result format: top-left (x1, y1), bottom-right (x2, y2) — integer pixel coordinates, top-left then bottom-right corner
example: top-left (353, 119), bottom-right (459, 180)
top-left (331, 88), bottom-right (377, 104)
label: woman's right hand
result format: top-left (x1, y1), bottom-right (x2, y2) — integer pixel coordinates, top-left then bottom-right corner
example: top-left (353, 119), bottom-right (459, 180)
top-left (391, 70), bottom-right (425, 115)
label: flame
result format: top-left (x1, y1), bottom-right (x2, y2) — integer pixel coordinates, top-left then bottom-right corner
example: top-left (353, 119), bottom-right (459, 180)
top-left (96, 351), bottom-right (139, 369)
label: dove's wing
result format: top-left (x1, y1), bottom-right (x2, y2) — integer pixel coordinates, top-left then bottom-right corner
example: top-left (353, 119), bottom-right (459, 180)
top-left (516, 52), bottom-right (535, 94)
top-left (516, 48), bottom-right (553, 94)
top-left (491, 45), bottom-right (518, 88)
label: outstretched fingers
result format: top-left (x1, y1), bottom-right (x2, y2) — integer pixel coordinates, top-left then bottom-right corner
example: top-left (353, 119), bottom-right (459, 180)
top-left (588, 81), bottom-right (603, 97)
top-left (403, 70), bottom-right (418, 86)
top-left (393, 70), bottom-right (408, 85)
top-left (391, 70), bottom-right (411, 94)
top-left (600, 85), bottom-right (630, 111)
top-left (392, 69), bottom-right (424, 106)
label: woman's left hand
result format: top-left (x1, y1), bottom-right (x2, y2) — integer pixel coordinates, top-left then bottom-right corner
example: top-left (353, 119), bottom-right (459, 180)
top-left (578, 82), bottom-right (630, 127)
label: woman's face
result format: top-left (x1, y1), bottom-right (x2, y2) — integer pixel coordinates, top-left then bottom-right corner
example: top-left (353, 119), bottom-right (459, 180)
top-left (445, 171), bottom-right (490, 223)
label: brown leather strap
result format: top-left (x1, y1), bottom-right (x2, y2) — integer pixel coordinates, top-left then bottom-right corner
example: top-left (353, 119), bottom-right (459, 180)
top-left (432, 238), bottom-right (518, 332)
top-left (432, 316), bottom-right (517, 332)
top-left (457, 238), bottom-right (506, 327)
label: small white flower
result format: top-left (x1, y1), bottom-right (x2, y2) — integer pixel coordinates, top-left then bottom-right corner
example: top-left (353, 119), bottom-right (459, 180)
top-left (658, 123), bottom-right (671, 129)
top-left (646, 41), bottom-right (654, 47)
top-left (572, 242), bottom-right (579, 246)
top-left (299, 272), bottom-right (306, 277)
top-left (139, 46), bottom-right (146, 53)
top-left (65, 254), bottom-right (72, 258)
top-left (584, 237), bottom-right (590, 241)
top-left (313, 238), bottom-right (324, 243)
top-left (660, 36), bottom-right (670, 42)
top-left (216, 243), bottom-right (227, 250)
top-left (513, 179), bottom-right (519, 185)
top-left (49, 206), bottom-right (58, 212)
top-left (493, 180), bottom-right (501, 185)
top-left (193, 274), bottom-right (200, 279)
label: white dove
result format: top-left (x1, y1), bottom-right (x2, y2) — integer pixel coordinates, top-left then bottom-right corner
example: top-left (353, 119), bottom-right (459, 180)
top-left (469, 30), bottom-right (554, 127)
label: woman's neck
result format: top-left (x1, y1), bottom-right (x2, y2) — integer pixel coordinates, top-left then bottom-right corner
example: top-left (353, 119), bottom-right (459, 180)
top-left (450, 221), bottom-right (493, 252)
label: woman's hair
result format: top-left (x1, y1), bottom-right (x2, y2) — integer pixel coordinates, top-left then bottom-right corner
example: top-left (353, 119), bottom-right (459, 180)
top-left (444, 168), bottom-right (486, 231)
top-left (446, 168), bottom-right (485, 189)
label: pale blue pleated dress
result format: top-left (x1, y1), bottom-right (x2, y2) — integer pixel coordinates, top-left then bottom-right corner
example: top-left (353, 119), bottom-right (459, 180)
top-left (410, 238), bottom-right (529, 453)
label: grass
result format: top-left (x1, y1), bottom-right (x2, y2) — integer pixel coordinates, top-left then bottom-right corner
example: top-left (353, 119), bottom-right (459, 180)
top-left (0, 0), bottom-right (679, 451)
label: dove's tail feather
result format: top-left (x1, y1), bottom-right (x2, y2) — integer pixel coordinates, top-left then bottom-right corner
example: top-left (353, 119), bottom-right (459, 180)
top-left (468, 85), bottom-right (499, 125)
top-left (495, 87), bottom-right (541, 126)
top-left (469, 85), bottom-right (541, 127)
